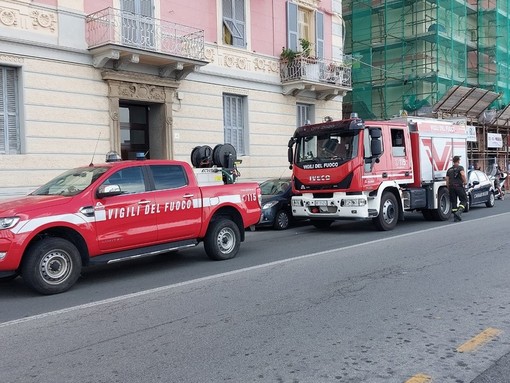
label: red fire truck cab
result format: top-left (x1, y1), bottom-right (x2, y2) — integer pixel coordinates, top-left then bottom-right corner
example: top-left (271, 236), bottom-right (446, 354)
top-left (288, 114), bottom-right (467, 230)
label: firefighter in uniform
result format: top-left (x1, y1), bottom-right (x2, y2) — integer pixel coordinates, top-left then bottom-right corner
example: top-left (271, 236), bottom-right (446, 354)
top-left (445, 156), bottom-right (468, 222)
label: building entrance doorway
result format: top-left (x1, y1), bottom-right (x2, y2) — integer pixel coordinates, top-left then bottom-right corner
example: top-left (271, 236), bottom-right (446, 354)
top-left (119, 104), bottom-right (150, 160)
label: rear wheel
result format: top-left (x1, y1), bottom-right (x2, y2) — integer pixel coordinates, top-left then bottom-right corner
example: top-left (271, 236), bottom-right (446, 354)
top-left (373, 192), bottom-right (399, 231)
top-left (273, 210), bottom-right (291, 230)
top-left (204, 219), bottom-right (240, 260)
top-left (431, 187), bottom-right (450, 221)
top-left (21, 237), bottom-right (82, 295)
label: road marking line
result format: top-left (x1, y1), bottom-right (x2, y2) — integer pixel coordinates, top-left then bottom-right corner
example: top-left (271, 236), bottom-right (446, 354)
top-left (2, 212), bottom-right (509, 329)
top-left (405, 374), bottom-right (432, 383)
top-left (456, 327), bottom-right (502, 353)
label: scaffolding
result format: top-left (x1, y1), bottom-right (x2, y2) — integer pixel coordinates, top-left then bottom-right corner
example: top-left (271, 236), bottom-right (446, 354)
top-left (343, 0), bottom-right (510, 169)
top-left (343, 0), bottom-right (510, 118)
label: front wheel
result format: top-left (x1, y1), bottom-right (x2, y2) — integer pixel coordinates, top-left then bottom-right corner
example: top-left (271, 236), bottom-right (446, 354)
top-left (373, 192), bottom-right (399, 231)
top-left (273, 210), bottom-right (291, 230)
top-left (486, 192), bottom-right (495, 207)
top-left (21, 238), bottom-right (82, 295)
top-left (204, 219), bottom-right (241, 260)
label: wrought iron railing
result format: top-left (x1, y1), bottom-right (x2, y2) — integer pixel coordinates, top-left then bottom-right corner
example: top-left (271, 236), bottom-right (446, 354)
top-left (85, 7), bottom-right (205, 61)
top-left (280, 55), bottom-right (352, 87)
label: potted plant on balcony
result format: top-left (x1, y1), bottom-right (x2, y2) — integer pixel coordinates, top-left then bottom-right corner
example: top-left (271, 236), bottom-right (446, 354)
top-left (299, 38), bottom-right (319, 80)
top-left (280, 47), bottom-right (299, 80)
top-left (299, 38), bottom-right (313, 60)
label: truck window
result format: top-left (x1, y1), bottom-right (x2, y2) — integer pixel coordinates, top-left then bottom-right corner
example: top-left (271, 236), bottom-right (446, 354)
top-left (391, 129), bottom-right (406, 157)
top-left (150, 165), bottom-right (188, 190)
top-left (104, 167), bottom-right (146, 194)
top-left (296, 133), bottom-right (358, 163)
top-left (31, 167), bottom-right (109, 196)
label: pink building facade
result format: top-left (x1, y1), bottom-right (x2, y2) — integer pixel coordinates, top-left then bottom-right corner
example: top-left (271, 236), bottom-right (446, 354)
top-left (0, 0), bottom-right (350, 197)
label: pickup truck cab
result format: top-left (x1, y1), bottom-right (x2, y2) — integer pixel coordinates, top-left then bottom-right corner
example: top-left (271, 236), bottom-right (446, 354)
top-left (0, 159), bottom-right (261, 294)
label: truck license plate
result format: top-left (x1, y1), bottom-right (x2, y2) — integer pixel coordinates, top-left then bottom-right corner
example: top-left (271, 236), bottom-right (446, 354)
top-left (315, 200), bottom-right (327, 206)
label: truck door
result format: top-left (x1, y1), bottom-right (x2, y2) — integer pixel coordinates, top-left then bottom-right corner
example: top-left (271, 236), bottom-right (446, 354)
top-left (388, 127), bottom-right (413, 181)
top-left (94, 166), bottom-right (158, 251)
top-left (362, 126), bottom-right (389, 189)
top-left (149, 164), bottom-right (202, 241)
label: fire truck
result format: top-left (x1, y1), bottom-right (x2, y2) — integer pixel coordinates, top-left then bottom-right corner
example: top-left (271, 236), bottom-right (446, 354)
top-left (288, 114), bottom-right (467, 230)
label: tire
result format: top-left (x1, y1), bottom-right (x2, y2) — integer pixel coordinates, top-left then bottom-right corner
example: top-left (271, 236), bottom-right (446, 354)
top-left (21, 238), bottom-right (82, 295)
top-left (373, 192), bottom-right (399, 231)
top-left (311, 220), bottom-right (333, 229)
top-left (273, 210), bottom-right (291, 230)
top-left (464, 196), bottom-right (471, 213)
top-left (204, 219), bottom-right (240, 260)
top-left (486, 192), bottom-right (495, 207)
top-left (431, 187), bottom-right (450, 221)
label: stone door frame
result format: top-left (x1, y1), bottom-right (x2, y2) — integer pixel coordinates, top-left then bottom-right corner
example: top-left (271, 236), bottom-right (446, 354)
top-left (102, 70), bottom-right (178, 159)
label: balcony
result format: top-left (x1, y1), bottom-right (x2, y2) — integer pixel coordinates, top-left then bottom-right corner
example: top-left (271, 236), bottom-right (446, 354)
top-left (85, 7), bottom-right (208, 79)
top-left (280, 55), bottom-right (352, 100)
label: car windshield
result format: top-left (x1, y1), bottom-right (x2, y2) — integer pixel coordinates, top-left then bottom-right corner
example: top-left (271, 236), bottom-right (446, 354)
top-left (260, 179), bottom-right (290, 195)
top-left (296, 131), bottom-right (359, 164)
top-left (31, 166), bottom-right (109, 196)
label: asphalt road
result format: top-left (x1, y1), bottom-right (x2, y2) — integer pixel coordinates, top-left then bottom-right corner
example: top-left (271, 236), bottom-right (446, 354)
top-left (1, 200), bottom-right (509, 382)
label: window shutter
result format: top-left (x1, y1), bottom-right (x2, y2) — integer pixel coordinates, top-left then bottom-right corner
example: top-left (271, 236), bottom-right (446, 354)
top-left (6, 68), bottom-right (18, 152)
top-left (234, 0), bottom-right (244, 21)
top-left (0, 70), bottom-right (4, 153)
top-left (140, 0), bottom-right (153, 17)
top-left (0, 67), bottom-right (19, 154)
top-left (315, 11), bottom-right (324, 59)
top-left (286, 1), bottom-right (298, 52)
top-left (223, 0), bottom-right (245, 47)
top-left (224, 95), bottom-right (232, 144)
top-left (233, 0), bottom-right (245, 47)
top-left (223, 95), bottom-right (245, 155)
top-left (121, 0), bottom-right (135, 13)
top-left (223, 0), bottom-right (233, 18)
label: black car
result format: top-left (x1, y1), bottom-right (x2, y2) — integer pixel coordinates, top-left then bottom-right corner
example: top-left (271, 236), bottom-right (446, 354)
top-left (257, 178), bottom-right (293, 230)
top-left (465, 170), bottom-right (495, 212)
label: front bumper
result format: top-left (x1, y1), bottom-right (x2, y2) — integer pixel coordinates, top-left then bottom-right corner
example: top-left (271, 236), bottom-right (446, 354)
top-left (291, 194), bottom-right (370, 219)
top-left (258, 208), bottom-right (277, 226)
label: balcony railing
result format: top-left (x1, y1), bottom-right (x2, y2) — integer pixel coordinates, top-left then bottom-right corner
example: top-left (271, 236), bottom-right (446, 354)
top-left (85, 7), bottom-right (205, 61)
top-left (280, 55), bottom-right (352, 88)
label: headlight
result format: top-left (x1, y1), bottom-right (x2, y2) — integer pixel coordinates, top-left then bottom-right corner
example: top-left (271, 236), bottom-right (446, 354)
top-left (262, 201), bottom-right (279, 210)
top-left (0, 217), bottom-right (20, 229)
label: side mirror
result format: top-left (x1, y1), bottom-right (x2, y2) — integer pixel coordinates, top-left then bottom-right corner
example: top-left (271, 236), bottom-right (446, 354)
top-left (96, 184), bottom-right (122, 198)
top-left (287, 138), bottom-right (295, 169)
top-left (371, 140), bottom-right (382, 157)
top-left (369, 128), bottom-right (382, 138)
top-left (369, 128), bottom-right (382, 157)
top-left (472, 180), bottom-right (480, 186)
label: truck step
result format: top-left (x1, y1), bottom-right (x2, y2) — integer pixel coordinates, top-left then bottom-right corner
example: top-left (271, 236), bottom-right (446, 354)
top-left (88, 239), bottom-right (198, 266)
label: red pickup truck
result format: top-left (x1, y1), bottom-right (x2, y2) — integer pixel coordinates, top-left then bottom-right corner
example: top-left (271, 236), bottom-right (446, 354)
top-left (0, 159), bottom-right (261, 294)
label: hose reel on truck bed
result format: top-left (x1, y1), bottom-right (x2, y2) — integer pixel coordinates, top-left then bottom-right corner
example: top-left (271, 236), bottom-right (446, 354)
top-left (190, 144), bottom-right (240, 184)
